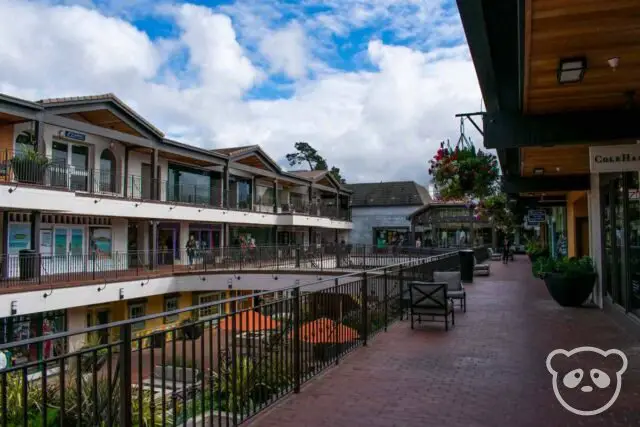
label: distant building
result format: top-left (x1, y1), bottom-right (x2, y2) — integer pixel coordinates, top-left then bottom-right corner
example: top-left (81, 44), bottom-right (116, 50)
top-left (346, 181), bottom-right (431, 246)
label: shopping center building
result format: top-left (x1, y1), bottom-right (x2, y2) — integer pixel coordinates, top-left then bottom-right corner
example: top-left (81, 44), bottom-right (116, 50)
top-left (458, 0), bottom-right (640, 316)
top-left (0, 92), bottom-right (353, 364)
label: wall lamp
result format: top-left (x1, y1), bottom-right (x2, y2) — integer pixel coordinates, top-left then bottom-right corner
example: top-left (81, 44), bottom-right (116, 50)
top-left (119, 288), bottom-right (125, 300)
top-left (557, 57), bottom-right (587, 84)
top-left (10, 300), bottom-right (17, 316)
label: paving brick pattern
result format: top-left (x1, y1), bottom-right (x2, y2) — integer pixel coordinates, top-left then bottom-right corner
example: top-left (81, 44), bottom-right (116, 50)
top-left (246, 256), bottom-right (640, 427)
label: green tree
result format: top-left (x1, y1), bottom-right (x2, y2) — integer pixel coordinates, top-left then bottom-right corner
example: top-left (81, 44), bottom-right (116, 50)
top-left (286, 141), bottom-right (346, 183)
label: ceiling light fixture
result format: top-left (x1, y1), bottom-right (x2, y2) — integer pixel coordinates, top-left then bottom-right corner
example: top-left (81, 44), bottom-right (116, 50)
top-left (608, 57), bottom-right (620, 71)
top-left (533, 168), bottom-right (544, 176)
top-left (557, 57), bottom-right (587, 84)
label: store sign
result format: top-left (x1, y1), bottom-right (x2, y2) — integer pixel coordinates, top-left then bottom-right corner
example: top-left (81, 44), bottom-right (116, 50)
top-left (527, 210), bottom-right (546, 224)
top-left (62, 130), bottom-right (86, 142)
top-left (590, 144), bottom-right (640, 173)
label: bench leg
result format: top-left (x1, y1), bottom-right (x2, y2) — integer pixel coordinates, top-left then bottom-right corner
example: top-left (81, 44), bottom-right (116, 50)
top-left (452, 307), bottom-right (455, 326)
top-left (463, 293), bottom-right (467, 313)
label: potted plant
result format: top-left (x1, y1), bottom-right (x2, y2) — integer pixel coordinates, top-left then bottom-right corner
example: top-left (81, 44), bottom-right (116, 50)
top-left (11, 147), bottom-right (49, 184)
top-left (535, 256), bottom-right (597, 307)
top-left (428, 141), bottom-right (499, 200)
top-left (179, 317), bottom-right (203, 340)
top-left (525, 239), bottom-right (548, 265)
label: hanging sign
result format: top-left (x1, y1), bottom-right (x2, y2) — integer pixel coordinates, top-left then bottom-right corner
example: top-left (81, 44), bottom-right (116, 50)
top-left (527, 210), bottom-right (546, 224)
top-left (590, 144), bottom-right (640, 173)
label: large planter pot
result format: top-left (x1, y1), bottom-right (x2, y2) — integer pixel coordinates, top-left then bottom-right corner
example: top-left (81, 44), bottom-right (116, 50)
top-left (182, 323), bottom-right (203, 340)
top-left (12, 159), bottom-right (47, 184)
top-left (543, 272), bottom-right (596, 307)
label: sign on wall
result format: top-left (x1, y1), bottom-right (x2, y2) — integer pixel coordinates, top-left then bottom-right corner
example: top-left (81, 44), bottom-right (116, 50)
top-left (527, 209), bottom-right (546, 224)
top-left (60, 130), bottom-right (87, 142)
top-left (590, 144), bottom-right (640, 173)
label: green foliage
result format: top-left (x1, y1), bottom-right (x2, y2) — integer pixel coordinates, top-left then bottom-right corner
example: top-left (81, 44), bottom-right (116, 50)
top-left (285, 141), bottom-right (346, 184)
top-left (475, 193), bottom-right (517, 233)
top-left (525, 238), bottom-right (547, 256)
top-left (12, 147), bottom-right (49, 166)
top-left (428, 142), bottom-right (499, 200)
top-left (533, 256), bottom-right (596, 279)
top-left (3, 371), bottom-right (57, 426)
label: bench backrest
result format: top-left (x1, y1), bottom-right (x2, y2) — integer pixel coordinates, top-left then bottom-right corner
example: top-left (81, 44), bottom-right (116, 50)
top-left (434, 271), bottom-right (462, 292)
top-left (408, 281), bottom-right (448, 310)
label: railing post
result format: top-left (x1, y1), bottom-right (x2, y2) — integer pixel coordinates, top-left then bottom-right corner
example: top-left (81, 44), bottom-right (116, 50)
top-left (334, 277), bottom-right (341, 365)
top-left (383, 268), bottom-right (388, 332)
top-left (362, 245), bottom-right (366, 270)
top-left (292, 286), bottom-right (301, 393)
top-left (399, 268), bottom-right (405, 321)
top-left (361, 271), bottom-right (368, 346)
top-left (119, 323), bottom-right (133, 427)
top-left (295, 245), bottom-right (301, 268)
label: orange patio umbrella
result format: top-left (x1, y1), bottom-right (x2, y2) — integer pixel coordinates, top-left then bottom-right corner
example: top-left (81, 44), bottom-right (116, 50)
top-left (218, 311), bottom-right (281, 332)
top-left (291, 317), bottom-right (359, 344)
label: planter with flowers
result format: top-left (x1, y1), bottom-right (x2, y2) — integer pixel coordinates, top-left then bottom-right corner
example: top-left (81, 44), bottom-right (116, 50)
top-left (428, 141), bottom-right (499, 201)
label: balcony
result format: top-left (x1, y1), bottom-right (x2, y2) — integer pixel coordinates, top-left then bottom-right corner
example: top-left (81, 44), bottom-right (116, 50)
top-left (0, 244), bottom-right (453, 294)
top-left (0, 150), bottom-right (351, 223)
top-left (0, 250), bottom-right (492, 426)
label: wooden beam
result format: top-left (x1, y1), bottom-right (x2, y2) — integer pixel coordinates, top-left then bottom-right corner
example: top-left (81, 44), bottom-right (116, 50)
top-left (484, 109), bottom-right (640, 149)
top-left (503, 174), bottom-right (590, 193)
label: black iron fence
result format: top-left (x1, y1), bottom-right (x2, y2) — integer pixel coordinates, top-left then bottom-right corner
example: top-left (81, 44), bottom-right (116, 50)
top-left (0, 249), bottom-right (482, 426)
top-left (0, 244), bottom-right (461, 290)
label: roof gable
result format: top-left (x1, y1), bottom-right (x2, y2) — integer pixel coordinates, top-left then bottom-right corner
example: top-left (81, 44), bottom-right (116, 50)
top-left (38, 94), bottom-right (163, 139)
top-left (348, 181), bottom-right (431, 207)
top-left (213, 145), bottom-right (281, 173)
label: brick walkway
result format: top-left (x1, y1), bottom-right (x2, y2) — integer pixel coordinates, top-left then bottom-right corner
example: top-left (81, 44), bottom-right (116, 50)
top-left (246, 256), bottom-right (640, 427)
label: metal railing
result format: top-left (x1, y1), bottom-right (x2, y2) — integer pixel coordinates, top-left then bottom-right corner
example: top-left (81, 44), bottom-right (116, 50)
top-left (0, 249), bottom-right (482, 426)
top-left (0, 150), bottom-right (352, 221)
top-left (0, 244), bottom-right (457, 291)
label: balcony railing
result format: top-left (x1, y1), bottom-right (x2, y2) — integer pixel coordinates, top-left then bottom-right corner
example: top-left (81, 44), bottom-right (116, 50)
top-left (0, 249), bottom-right (482, 426)
top-left (0, 150), bottom-right (351, 221)
top-left (0, 244), bottom-right (459, 291)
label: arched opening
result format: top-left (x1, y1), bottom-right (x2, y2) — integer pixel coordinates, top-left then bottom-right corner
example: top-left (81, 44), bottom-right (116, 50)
top-left (99, 149), bottom-right (117, 193)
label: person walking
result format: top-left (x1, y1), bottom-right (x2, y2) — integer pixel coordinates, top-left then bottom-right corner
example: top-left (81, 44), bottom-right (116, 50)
top-left (186, 234), bottom-right (197, 269)
top-left (501, 237), bottom-right (510, 264)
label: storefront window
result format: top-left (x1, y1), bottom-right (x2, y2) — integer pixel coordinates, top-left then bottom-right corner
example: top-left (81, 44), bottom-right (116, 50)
top-left (199, 292), bottom-right (225, 320)
top-left (627, 173), bottom-right (640, 315)
top-left (128, 302), bottom-right (146, 332)
top-left (0, 311), bottom-right (66, 369)
top-left (550, 206), bottom-right (568, 259)
top-left (256, 186), bottom-right (275, 206)
top-left (90, 227), bottom-right (111, 256)
top-left (230, 176), bottom-right (252, 209)
top-left (167, 164), bottom-right (213, 205)
top-left (8, 223), bottom-right (31, 255)
top-left (231, 227), bottom-right (272, 246)
top-left (164, 296), bottom-right (179, 324)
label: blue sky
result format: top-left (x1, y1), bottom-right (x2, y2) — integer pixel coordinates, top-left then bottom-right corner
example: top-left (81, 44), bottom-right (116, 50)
top-left (0, 0), bottom-right (482, 182)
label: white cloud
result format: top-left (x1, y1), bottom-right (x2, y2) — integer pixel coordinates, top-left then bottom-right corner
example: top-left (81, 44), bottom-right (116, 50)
top-left (259, 21), bottom-right (308, 79)
top-left (0, 0), bottom-right (482, 185)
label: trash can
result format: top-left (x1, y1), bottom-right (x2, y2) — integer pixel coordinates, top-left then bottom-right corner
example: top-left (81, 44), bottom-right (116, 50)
top-left (19, 249), bottom-right (37, 281)
top-left (459, 249), bottom-right (474, 283)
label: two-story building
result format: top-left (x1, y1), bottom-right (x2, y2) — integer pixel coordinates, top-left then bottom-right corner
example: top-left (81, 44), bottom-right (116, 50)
top-left (347, 181), bottom-right (430, 246)
top-left (0, 92), bottom-right (352, 362)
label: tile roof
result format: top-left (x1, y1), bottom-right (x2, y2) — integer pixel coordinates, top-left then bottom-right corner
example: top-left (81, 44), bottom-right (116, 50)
top-left (211, 145), bottom-right (260, 156)
top-left (289, 170), bottom-right (328, 179)
top-left (347, 181), bottom-right (431, 207)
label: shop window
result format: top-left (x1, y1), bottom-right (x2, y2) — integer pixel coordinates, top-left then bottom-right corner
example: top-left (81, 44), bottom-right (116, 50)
top-left (164, 296), bottom-right (179, 324)
top-left (15, 131), bottom-right (35, 157)
top-left (199, 292), bottom-right (225, 320)
top-left (8, 223), bottom-right (31, 255)
top-left (99, 149), bottom-right (117, 193)
top-left (129, 303), bottom-right (146, 331)
top-left (90, 227), bottom-right (112, 256)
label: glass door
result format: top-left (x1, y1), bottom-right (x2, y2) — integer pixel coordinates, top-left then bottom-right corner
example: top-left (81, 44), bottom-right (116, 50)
top-left (50, 142), bottom-right (89, 191)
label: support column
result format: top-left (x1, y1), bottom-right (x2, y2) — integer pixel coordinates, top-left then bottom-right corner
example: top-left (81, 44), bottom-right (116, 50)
top-left (308, 185), bottom-right (313, 213)
top-left (31, 211), bottom-right (41, 252)
top-left (410, 221), bottom-right (416, 244)
top-left (492, 226), bottom-right (498, 250)
top-left (123, 146), bottom-right (130, 197)
top-left (308, 227), bottom-right (313, 246)
top-left (2, 211), bottom-right (8, 279)
top-left (149, 220), bottom-right (158, 270)
top-left (150, 149), bottom-right (158, 200)
top-left (335, 194), bottom-right (340, 218)
top-left (273, 180), bottom-right (279, 213)
top-left (34, 121), bottom-right (45, 155)
top-left (223, 161), bottom-right (230, 208)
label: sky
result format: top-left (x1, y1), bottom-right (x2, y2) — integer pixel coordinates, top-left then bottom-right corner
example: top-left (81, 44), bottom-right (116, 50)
top-left (0, 0), bottom-right (483, 184)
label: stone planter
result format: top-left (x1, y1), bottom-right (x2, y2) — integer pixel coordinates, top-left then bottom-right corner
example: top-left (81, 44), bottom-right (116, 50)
top-left (543, 272), bottom-right (597, 307)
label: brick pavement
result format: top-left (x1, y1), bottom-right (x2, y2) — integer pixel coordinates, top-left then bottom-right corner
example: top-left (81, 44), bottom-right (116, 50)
top-left (246, 255), bottom-right (640, 427)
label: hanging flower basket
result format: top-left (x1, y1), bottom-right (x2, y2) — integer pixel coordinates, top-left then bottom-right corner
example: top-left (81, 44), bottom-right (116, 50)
top-left (474, 193), bottom-right (515, 233)
top-left (428, 141), bottom-right (499, 200)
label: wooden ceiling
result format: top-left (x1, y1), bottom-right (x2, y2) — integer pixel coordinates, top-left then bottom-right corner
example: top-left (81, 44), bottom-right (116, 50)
top-left (0, 112), bottom-right (29, 126)
top-left (520, 145), bottom-right (590, 176)
top-left (62, 110), bottom-right (142, 137)
top-left (237, 155), bottom-right (272, 171)
top-left (524, 0), bottom-right (640, 114)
